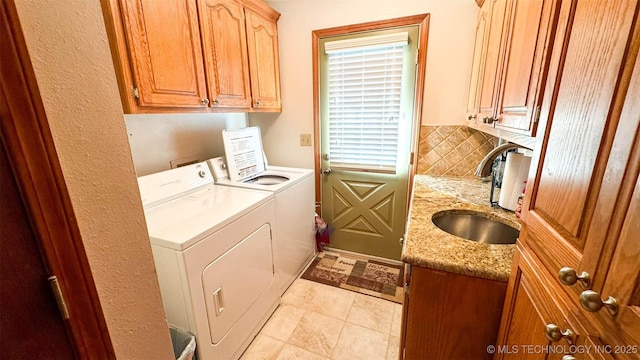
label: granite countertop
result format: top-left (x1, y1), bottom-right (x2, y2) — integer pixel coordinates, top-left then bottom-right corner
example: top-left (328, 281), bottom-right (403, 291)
top-left (401, 175), bottom-right (519, 282)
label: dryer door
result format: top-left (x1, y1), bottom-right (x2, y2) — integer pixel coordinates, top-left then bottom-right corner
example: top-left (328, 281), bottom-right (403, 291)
top-left (201, 224), bottom-right (274, 344)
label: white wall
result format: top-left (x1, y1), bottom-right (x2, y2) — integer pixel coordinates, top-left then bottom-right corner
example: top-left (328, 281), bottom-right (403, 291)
top-left (125, 113), bottom-right (247, 176)
top-left (251, 0), bottom-right (478, 168)
top-left (13, 0), bottom-right (174, 358)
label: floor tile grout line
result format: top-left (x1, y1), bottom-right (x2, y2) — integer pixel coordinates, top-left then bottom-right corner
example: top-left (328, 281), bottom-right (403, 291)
top-left (247, 258), bottom-right (403, 359)
top-left (286, 307), bottom-right (344, 359)
top-left (327, 312), bottom-right (347, 360)
top-left (305, 281), bottom-right (350, 358)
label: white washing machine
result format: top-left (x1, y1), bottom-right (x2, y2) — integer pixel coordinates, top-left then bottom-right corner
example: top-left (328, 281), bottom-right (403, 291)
top-left (137, 162), bottom-right (280, 360)
top-left (207, 126), bottom-right (316, 294)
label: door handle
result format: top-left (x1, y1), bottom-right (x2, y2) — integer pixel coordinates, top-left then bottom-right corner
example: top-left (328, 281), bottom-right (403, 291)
top-left (322, 168), bottom-right (332, 175)
top-left (213, 287), bottom-right (225, 316)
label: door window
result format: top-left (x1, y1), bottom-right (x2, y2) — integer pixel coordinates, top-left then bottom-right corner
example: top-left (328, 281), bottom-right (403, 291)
top-left (323, 32), bottom-right (410, 174)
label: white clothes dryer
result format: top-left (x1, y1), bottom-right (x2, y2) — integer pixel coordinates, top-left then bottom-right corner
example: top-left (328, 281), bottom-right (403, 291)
top-left (208, 126), bottom-right (316, 294)
top-left (137, 162), bottom-right (279, 360)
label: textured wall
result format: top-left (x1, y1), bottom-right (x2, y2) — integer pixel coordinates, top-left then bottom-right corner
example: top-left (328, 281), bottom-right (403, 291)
top-left (13, 0), bottom-right (174, 358)
top-left (416, 126), bottom-right (498, 176)
top-left (252, 0), bottom-right (479, 169)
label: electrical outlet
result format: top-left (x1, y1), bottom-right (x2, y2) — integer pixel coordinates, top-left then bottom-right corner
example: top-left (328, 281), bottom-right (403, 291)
top-left (300, 134), bottom-right (312, 146)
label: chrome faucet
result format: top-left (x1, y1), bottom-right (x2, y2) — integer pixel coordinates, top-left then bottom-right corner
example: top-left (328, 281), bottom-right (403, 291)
top-left (474, 143), bottom-right (530, 178)
top-left (476, 142), bottom-right (532, 207)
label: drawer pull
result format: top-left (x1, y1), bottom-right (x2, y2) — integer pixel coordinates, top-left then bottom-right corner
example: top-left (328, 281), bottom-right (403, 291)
top-left (579, 290), bottom-right (618, 316)
top-left (482, 116), bottom-right (496, 124)
top-left (545, 323), bottom-right (573, 342)
top-left (558, 267), bottom-right (590, 287)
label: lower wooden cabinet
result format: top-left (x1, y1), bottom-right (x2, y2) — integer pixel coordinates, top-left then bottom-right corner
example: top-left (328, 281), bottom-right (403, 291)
top-left (399, 265), bottom-right (507, 360)
top-left (497, 243), bottom-right (629, 360)
top-left (495, 2), bottom-right (640, 359)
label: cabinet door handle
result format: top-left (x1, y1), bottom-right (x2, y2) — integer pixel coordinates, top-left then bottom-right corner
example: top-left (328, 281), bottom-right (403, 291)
top-left (558, 267), bottom-right (590, 287)
top-left (201, 98), bottom-right (210, 105)
top-left (213, 98), bottom-right (220, 104)
top-left (467, 114), bottom-right (477, 121)
top-left (579, 290), bottom-right (618, 315)
top-left (255, 100), bottom-right (261, 106)
top-left (544, 323), bottom-right (573, 342)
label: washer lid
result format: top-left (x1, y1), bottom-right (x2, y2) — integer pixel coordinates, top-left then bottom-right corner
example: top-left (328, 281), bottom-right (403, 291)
top-left (222, 126), bottom-right (266, 182)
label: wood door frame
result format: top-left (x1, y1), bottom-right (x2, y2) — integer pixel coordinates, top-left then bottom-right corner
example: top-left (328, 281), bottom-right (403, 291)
top-left (312, 14), bottom-right (430, 215)
top-left (1, 1), bottom-right (114, 358)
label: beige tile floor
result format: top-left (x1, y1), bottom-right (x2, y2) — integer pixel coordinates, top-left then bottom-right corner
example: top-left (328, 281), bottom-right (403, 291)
top-left (241, 278), bottom-right (402, 360)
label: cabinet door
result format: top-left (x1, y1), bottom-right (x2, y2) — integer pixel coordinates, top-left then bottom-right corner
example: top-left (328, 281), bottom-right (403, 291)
top-left (477, 0), bottom-right (508, 123)
top-left (495, 0), bottom-right (558, 136)
top-left (520, 0), bottom-right (639, 348)
top-left (466, 1), bottom-right (491, 122)
top-left (582, 21), bottom-right (640, 347)
top-left (198, 0), bottom-right (252, 108)
top-left (600, 171), bottom-right (640, 348)
top-left (402, 266), bottom-right (506, 360)
top-left (497, 247), bottom-right (614, 360)
top-left (497, 248), bottom-right (572, 360)
top-left (119, 0), bottom-right (208, 108)
top-left (245, 8), bottom-right (281, 111)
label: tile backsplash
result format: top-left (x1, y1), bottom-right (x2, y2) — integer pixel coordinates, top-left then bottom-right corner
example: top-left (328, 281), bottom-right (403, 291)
top-left (416, 126), bottom-right (498, 177)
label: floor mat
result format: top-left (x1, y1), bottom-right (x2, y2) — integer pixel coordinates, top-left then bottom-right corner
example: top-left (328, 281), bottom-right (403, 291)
top-left (300, 251), bottom-right (404, 304)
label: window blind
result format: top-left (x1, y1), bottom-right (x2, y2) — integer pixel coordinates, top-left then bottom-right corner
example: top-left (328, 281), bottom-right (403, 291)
top-left (325, 35), bottom-right (407, 172)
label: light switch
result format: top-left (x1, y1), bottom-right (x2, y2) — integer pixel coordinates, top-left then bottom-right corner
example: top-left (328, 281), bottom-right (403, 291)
top-left (300, 134), bottom-right (312, 146)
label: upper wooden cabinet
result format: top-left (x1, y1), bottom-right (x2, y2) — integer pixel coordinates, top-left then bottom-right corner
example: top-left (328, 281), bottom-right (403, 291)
top-left (245, 8), bottom-right (281, 110)
top-left (465, 0), bottom-right (490, 122)
top-left (476, 0), bottom-right (508, 126)
top-left (497, 0), bottom-right (640, 356)
top-left (116, 0), bottom-right (209, 109)
top-left (467, 0), bottom-right (560, 137)
top-left (495, 0), bottom-right (557, 135)
top-left (198, 0), bottom-right (253, 109)
top-left (102, 0), bottom-right (281, 113)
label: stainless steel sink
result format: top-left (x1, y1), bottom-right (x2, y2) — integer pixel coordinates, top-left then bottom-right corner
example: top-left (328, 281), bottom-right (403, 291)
top-left (432, 210), bottom-right (519, 245)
